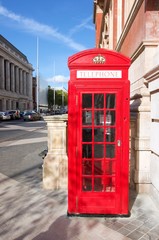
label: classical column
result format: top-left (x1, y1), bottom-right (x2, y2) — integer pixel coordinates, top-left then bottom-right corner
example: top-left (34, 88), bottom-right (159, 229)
top-left (1, 98), bottom-right (6, 111)
top-left (24, 102), bottom-right (27, 110)
top-left (0, 56), bottom-right (5, 89)
top-left (12, 100), bottom-right (16, 110)
top-left (26, 71), bottom-right (33, 109)
top-left (43, 115), bottom-right (68, 190)
top-left (10, 63), bottom-right (15, 92)
top-left (5, 60), bottom-right (10, 91)
top-left (26, 73), bottom-right (29, 96)
top-left (10, 100), bottom-right (13, 109)
top-left (8, 99), bottom-right (11, 110)
top-left (23, 71), bottom-right (27, 95)
top-left (19, 69), bottom-right (23, 94)
top-left (22, 71), bottom-right (24, 95)
top-left (26, 71), bottom-right (32, 98)
top-left (15, 66), bottom-right (19, 93)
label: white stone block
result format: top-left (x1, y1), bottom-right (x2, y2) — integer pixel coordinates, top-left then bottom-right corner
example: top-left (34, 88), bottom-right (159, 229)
top-left (150, 153), bottom-right (159, 192)
top-left (151, 92), bottom-right (159, 119)
top-left (145, 47), bottom-right (158, 72)
top-left (153, 44), bottom-right (159, 66)
top-left (136, 112), bottom-right (151, 138)
top-left (135, 150), bottom-right (151, 170)
top-left (134, 169), bottom-right (151, 183)
top-left (135, 137), bottom-right (150, 150)
top-left (149, 78), bottom-right (159, 92)
top-left (151, 122), bottom-right (159, 155)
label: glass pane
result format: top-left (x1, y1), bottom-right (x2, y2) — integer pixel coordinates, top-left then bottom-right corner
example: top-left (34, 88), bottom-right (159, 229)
top-left (82, 94), bottom-right (92, 108)
top-left (105, 177), bottom-right (115, 192)
top-left (94, 144), bottom-right (104, 158)
top-left (94, 94), bottom-right (104, 108)
top-left (106, 111), bottom-right (115, 125)
top-left (82, 144), bottom-right (92, 158)
top-left (82, 178), bottom-right (92, 191)
top-left (82, 128), bottom-right (92, 142)
top-left (94, 161), bottom-right (103, 175)
top-left (94, 128), bottom-right (104, 142)
top-left (106, 128), bottom-right (115, 142)
top-left (94, 178), bottom-right (103, 191)
top-left (94, 110), bottom-right (104, 125)
top-left (106, 144), bottom-right (115, 158)
top-left (106, 94), bottom-right (116, 108)
top-left (105, 161), bottom-right (115, 175)
top-left (82, 110), bottom-right (92, 125)
top-left (82, 160), bottom-right (92, 175)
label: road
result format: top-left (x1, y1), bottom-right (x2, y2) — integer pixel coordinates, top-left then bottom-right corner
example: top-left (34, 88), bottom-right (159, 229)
top-left (0, 119), bottom-right (48, 186)
top-left (0, 119), bottom-right (68, 240)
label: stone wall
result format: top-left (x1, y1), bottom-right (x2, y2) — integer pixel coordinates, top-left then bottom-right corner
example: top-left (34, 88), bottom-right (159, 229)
top-left (144, 46), bottom-right (159, 204)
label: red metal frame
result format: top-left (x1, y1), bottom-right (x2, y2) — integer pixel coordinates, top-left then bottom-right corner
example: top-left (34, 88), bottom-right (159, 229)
top-left (68, 48), bottom-right (130, 216)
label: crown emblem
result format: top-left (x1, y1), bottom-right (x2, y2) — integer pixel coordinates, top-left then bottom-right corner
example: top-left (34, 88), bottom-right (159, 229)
top-left (93, 54), bottom-right (106, 64)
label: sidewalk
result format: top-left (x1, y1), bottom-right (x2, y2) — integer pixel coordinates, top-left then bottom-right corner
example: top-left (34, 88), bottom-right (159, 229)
top-left (0, 171), bottom-right (159, 240)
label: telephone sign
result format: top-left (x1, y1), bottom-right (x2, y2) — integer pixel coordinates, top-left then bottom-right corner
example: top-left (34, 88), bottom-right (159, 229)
top-left (67, 48), bottom-right (130, 216)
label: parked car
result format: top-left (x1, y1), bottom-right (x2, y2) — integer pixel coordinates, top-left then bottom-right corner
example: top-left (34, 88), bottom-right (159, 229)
top-left (20, 110), bottom-right (29, 118)
top-left (23, 111), bottom-right (41, 121)
top-left (0, 111), bottom-right (11, 120)
top-left (21, 110), bottom-right (38, 118)
top-left (7, 110), bottom-right (20, 119)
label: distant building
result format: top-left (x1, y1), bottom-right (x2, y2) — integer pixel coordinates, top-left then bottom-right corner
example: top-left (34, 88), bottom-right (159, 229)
top-left (32, 76), bottom-right (48, 112)
top-left (93, 0), bottom-right (159, 202)
top-left (0, 34), bottom-right (34, 111)
top-left (39, 87), bottom-right (48, 111)
top-left (32, 76), bottom-right (37, 110)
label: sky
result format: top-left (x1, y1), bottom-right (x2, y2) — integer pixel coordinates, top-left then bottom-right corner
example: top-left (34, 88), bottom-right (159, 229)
top-left (0, 0), bottom-right (95, 90)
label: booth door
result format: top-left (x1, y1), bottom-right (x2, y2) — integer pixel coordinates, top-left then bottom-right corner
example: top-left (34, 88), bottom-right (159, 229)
top-left (77, 91), bottom-right (122, 214)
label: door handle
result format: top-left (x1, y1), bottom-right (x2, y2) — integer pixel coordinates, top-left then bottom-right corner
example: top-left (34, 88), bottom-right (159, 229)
top-left (117, 140), bottom-right (121, 146)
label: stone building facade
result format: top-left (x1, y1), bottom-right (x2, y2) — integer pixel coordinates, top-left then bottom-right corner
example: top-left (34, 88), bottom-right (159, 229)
top-left (93, 0), bottom-right (159, 203)
top-left (0, 35), bottom-right (33, 111)
top-left (32, 76), bottom-right (37, 110)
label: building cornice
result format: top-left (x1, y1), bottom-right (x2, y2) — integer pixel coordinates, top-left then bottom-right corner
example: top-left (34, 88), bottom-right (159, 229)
top-left (0, 43), bottom-right (33, 71)
top-left (144, 65), bottom-right (159, 83)
top-left (0, 35), bottom-right (28, 62)
top-left (131, 40), bottom-right (159, 63)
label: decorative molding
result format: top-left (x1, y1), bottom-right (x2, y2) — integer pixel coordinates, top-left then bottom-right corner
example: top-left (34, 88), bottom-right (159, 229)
top-left (130, 41), bottom-right (159, 63)
top-left (115, 0), bottom-right (144, 52)
top-left (0, 44), bottom-right (33, 70)
top-left (144, 65), bottom-right (159, 83)
top-left (93, 54), bottom-right (106, 64)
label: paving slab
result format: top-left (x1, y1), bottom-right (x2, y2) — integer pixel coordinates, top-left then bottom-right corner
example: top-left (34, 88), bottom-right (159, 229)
top-left (0, 171), bottom-right (159, 240)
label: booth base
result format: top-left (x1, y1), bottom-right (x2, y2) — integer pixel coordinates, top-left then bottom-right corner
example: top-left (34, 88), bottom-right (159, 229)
top-left (67, 211), bottom-right (131, 218)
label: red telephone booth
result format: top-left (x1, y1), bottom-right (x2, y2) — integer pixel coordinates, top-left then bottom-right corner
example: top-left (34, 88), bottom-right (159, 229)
top-left (67, 48), bottom-right (131, 216)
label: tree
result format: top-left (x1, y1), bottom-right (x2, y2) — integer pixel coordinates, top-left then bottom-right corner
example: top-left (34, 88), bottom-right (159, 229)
top-left (47, 86), bottom-right (68, 109)
top-left (48, 86), bottom-right (53, 109)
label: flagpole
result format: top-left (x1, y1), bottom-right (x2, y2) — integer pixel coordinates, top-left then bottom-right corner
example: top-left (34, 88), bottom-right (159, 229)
top-left (53, 61), bottom-right (55, 114)
top-left (62, 85), bottom-right (64, 108)
top-left (36, 37), bottom-right (39, 112)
